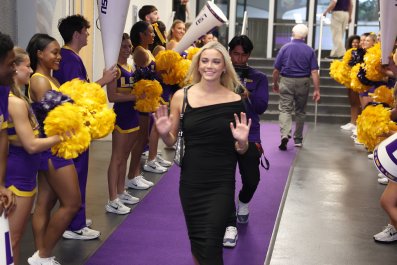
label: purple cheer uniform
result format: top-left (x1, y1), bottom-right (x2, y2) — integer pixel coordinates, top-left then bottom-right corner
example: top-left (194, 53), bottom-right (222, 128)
top-left (114, 64), bottom-right (139, 133)
top-left (5, 94), bottom-right (41, 197)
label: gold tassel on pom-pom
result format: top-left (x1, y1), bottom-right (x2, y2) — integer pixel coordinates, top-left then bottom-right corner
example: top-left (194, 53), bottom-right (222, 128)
top-left (132, 79), bottom-right (163, 112)
top-left (44, 102), bottom-right (91, 159)
top-left (369, 85), bottom-right (394, 106)
top-left (356, 104), bottom-right (395, 151)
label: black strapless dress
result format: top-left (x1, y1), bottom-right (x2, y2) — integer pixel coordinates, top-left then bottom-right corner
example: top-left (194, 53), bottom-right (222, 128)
top-left (179, 99), bottom-right (245, 265)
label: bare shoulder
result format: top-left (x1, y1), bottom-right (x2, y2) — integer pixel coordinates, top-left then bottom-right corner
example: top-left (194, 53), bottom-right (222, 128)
top-left (9, 96), bottom-right (28, 116)
top-left (30, 74), bottom-right (51, 91)
top-left (224, 87), bottom-right (242, 101)
top-left (8, 95), bottom-right (25, 106)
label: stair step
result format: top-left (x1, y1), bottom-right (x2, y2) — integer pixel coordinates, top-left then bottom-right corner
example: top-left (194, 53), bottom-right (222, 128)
top-left (261, 111), bottom-right (350, 124)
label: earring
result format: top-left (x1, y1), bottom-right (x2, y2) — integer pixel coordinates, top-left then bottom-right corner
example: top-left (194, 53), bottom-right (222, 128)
top-left (15, 70), bottom-right (18, 74)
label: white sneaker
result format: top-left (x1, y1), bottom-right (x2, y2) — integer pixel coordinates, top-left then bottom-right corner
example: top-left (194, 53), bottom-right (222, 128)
top-left (352, 128), bottom-right (357, 136)
top-left (139, 175), bottom-right (154, 187)
top-left (28, 251), bottom-right (61, 265)
top-left (237, 200), bottom-right (249, 224)
top-left (105, 198), bottom-right (131, 215)
top-left (378, 173), bottom-right (385, 178)
top-left (368, 153), bottom-right (374, 160)
top-left (143, 160), bottom-right (167, 173)
top-left (223, 226), bottom-right (238, 248)
top-left (156, 155), bottom-right (172, 167)
top-left (141, 150), bottom-right (149, 159)
top-left (378, 177), bottom-right (389, 185)
top-left (374, 224), bottom-right (397, 243)
top-left (86, 219), bottom-right (92, 227)
top-left (341, 123), bottom-right (356, 131)
top-left (63, 227), bottom-right (100, 240)
top-left (126, 176), bottom-right (150, 190)
top-left (119, 190), bottom-right (139, 205)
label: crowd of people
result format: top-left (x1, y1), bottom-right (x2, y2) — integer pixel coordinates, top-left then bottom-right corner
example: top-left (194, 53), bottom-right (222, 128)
top-left (2, 2), bottom-right (397, 265)
top-left (0, 4), bottom-right (271, 265)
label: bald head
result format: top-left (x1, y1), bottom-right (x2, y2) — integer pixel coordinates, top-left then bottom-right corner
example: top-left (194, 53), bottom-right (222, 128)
top-left (292, 24), bottom-right (308, 39)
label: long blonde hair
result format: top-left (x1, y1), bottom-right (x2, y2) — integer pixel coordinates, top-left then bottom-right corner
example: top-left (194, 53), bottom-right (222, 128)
top-left (185, 41), bottom-right (242, 92)
top-left (11, 47), bottom-right (36, 126)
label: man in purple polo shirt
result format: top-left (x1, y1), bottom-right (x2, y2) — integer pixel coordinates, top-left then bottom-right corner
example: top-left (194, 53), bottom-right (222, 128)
top-left (223, 35), bottom-right (269, 248)
top-left (0, 32), bottom-right (16, 218)
top-left (272, 24), bottom-right (320, 151)
top-left (323, 0), bottom-right (353, 59)
top-left (53, 14), bottom-right (117, 240)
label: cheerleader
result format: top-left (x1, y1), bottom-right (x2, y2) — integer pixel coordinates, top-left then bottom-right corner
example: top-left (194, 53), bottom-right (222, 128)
top-left (106, 33), bottom-right (140, 215)
top-left (26, 33), bottom-right (81, 265)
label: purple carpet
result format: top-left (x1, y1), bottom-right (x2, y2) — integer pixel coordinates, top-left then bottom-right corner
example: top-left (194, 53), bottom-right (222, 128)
top-left (86, 123), bottom-right (301, 265)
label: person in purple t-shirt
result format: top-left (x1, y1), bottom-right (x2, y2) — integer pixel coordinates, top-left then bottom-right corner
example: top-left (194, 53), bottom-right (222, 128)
top-left (53, 14), bottom-right (117, 241)
top-left (0, 32), bottom-right (16, 218)
top-left (272, 24), bottom-right (320, 150)
top-left (223, 35), bottom-right (269, 248)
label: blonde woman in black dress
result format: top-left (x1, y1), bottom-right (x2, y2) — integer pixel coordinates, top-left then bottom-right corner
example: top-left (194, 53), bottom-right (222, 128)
top-left (155, 41), bottom-right (251, 265)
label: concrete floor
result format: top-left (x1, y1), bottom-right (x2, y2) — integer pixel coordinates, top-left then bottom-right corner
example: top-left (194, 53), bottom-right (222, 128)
top-left (18, 123), bottom-right (397, 264)
top-left (268, 123), bottom-right (397, 265)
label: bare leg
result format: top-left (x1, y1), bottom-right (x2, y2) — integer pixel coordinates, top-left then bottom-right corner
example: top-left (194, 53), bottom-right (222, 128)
top-left (380, 181), bottom-right (397, 228)
top-left (8, 195), bottom-right (35, 265)
top-left (32, 171), bottom-right (57, 251)
top-left (107, 130), bottom-right (137, 200)
top-left (127, 115), bottom-right (150, 180)
top-left (359, 95), bottom-right (372, 110)
top-left (347, 90), bottom-right (361, 125)
top-left (147, 125), bottom-right (159, 161)
top-left (32, 162), bottom-right (81, 258)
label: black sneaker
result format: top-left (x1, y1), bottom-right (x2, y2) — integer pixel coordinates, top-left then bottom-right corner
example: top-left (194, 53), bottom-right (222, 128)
top-left (279, 137), bottom-right (288, 151)
top-left (294, 138), bottom-right (303, 147)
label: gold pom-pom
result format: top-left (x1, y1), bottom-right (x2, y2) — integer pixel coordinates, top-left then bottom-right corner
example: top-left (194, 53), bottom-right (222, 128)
top-left (132, 79), bottom-right (163, 112)
top-left (58, 79), bottom-right (107, 109)
top-left (186, 47), bottom-right (201, 60)
top-left (356, 104), bottom-right (394, 151)
top-left (44, 102), bottom-right (91, 159)
top-left (89, 107), bottom-right (116, 139)
top-left (330, 60), bottom-right (351, 88)
top-left (350, 64), bottom-right (371, 93)
top-left (342, 48), bottom-right (354, 63)
top-left (364, 43), bottom-right (387, 82)
top-left (155, 50), bottom-right (182, 72)
top-left (369, 85), bottom-right (394, 106)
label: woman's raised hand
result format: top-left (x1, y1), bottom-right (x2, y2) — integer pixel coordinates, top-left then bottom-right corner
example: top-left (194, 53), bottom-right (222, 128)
top-left (154, 105), bottom-right (173, 136)
top-left (230, 112), bottom-right (251, 143)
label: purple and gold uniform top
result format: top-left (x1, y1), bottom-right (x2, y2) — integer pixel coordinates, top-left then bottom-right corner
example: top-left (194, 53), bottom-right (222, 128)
top-left (7, 93), bottom-right (40, 141)
top-left (53, 46), bottom-right (89, 84)
top-left (113, 63), bottom-right (140, 133)
top-left (0, 85), bottom-right (10, 131)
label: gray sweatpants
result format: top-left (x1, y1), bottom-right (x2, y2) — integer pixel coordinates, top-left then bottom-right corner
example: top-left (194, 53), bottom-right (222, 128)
top-left (278, 76), bottom-right (310, 140)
